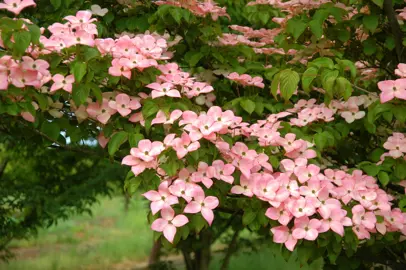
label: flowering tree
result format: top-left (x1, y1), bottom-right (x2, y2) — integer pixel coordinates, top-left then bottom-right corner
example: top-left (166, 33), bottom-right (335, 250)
top-left (1, 0), bottom-right (406, 269)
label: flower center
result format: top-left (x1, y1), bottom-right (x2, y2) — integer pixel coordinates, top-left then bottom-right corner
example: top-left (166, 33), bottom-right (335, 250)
top-left (144, 151), bottom-right (149, 155)
top-left (298, 208), bottom-right (303, 212)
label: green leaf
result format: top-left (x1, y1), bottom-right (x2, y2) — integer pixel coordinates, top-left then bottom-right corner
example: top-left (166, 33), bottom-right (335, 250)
top-left (258, 12), bottom-right (270, 25)
top-left (108, 131), bottom-right (128, 156)
top-left (160, 160), bottom-right (179, 177)
top-left (302, 67), bottom-right (318, 92)
top-left (309, 19), bottom-right (323, 39)
top-left (335, 77), bottom-right (352, 100)
top-left (279, 69), bottom-right (300, 101)
top-left (361, 164), bottom-right (380, 176)
top-left (40, 121), bottom-right (60, 141)
top-left (71, 61), bottom-right (87, 83)
top-left (185, 51), bottom-right (204, 67)
top-left (393, 106), bottom-right (406, 123)
top-left (170, 8), bottom-right (182, 24)
top-left (270, 72), bottom-right (280, 98)
top-left (363, 39), bottom-right (377, 55)
top-left (50, 0), bottom-right (61, 9)
top-left (363, 15), bottom-right (379, 33)
top-left (371, 0), bottom-right (384, 8)
top-left (321, 70), bottom-right (339, 98)
top-left (26, 24), bottom-right (41, 44)
top-left (13, 31), bottom-right (31, 57)
top-left (72, 84), bottom-right (90, 105)
top-left (314, 132), bottom-right (327, 151)
top-left (34, 92), bottom-right (49, 110)
top-left (82, 47), bottom-right (100, 62)
top-left (309, 57), bottom-right (334, 69)
top-left (240, 99), bottom-right (256, 114)
top-left (337, 59), bottom-right (357, 79)
top-left (142, 99), bottom-right (160, 119)
top-left (242, 210), bottom-right (257, 225)
top-left (394, 161), bottom-right (406, 179)
top-left (88, 82), bottom-right (102, 103)
top-left (286, 18), bottom-right (307, 40)
top-left (128, 133), bottom-right (144, 147)
top-left (378, 171), bottom-right (390, 186)
top-left (369, 148), bottom-right (385, 162)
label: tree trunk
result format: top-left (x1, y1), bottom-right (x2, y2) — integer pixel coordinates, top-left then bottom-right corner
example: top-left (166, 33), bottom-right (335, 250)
top-left (220, 229), bottom-right (240, 270)
top-left (148, 239), bottom-right (162, 269)
top-left (194, 230), bottom-right (212, 270)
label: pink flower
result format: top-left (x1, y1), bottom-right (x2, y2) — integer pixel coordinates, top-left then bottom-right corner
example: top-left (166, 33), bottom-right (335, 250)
top-left (10, 68), bottom-right (38, 88)
top-left (172, 132), bottom-right (200, 159)
top-left (319, 209), bottom-right (352, 236)
top-left (147, 82), bottom-right (181, 98)
top-left (143, 181), bottom-right (179, 215)
top-left (169, 179), bottom-right (196, 203)
top-left (231, 175), bottom-right (254, 197)
top-left (184, 190), bottom-right (219, 225)
top-left (152, 110), bottom-right (182, 125)
top-left (21, 56), bottom-right (49, 75)
top-left (207, 160), bottom-right (235, 184)
top-left (292, 216), bottom-right (321, 241)
top-left (191, 162), bottom-right (213, 188)
top-left (341, 109), bottom-right (365, 123)
top-left (86, 100), bottom-right (117, 124)
top-left (108, 58), bottom-right (132, 79)
top-left (151, 206), bottom-right (188, 243)
top-left (108, 93), bottom-right (141, 116)
top-left (266, 205), bottom-right (292, 226)
top-left (64, 10), bottom-right (96, 26)
top-left (50, 74), bottom-right (75, 93)
top-left (378, 79), bottom-right (406, 103)
top-left (287, 197), bottom-right (317, 218)
top-left (383, 133), bottom-right (406, 158)
top-left (352, 205), bottom-right (376, 230)
top-left (131, 139), bottom-right (164, 162)
top-left (294, 164), bottom-right (321, 183)
top-left (0, 0), bottom-right (36, 15)
top-left (270, 226), bottom-right (297, 251)
top-left (395, 63), bottom-right (406, 78)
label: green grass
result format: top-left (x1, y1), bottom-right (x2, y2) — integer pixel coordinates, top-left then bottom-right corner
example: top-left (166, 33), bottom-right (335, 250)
top-left (0, 196), bottom-right (152, 270)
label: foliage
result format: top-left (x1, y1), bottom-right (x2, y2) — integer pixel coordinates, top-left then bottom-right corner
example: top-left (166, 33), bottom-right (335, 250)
top-left (1, 0), bottom-right (406, 269)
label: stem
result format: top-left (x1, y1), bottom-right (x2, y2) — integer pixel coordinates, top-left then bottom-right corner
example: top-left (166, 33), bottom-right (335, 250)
top-left (220, 228), bottom-right (240, 270)
top-left (383, 0), bottom-right (405, 64)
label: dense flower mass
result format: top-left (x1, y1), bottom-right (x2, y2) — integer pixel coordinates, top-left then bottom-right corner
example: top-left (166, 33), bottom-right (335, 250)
top-left (1, 0), bottom-right (406, 260)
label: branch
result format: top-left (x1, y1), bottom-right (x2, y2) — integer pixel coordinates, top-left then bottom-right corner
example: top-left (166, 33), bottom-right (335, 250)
top-left (220, 228), bottom-right (241, 270)
top-left (383, 0), bottom-right (406, 63)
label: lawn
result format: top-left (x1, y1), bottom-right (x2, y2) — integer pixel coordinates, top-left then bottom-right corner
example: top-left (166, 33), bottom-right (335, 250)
top-left (0, 196), bottom-right (308, 270)
top-left (0, 196), bottom-right (153, 270)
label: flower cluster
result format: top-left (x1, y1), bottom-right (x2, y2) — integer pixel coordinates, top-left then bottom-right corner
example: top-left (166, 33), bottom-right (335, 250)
top-left (155, 0), bottom-right (229, 21)
top-left (0, 55), bottom-right (51, 90)
top-left (41, 11), bottom-right (98, 52)
top-left (226, 72), bottom-right (265, 88)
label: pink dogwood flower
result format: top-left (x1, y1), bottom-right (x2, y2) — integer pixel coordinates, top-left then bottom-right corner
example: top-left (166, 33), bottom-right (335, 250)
top-left (270, 226), bottom-right (297, 251)
top-left (352, 205), bottom-right (376, 230)
top-left (50, 74), bottom-right (75, 93)
top-left (207, 160), bottom-right (235, 184)
top-left (143, 181), bottom-right (179, 215)
top-left (151, 206), bottom-right (188, 243)
top-left (292, 216), bottom-right (321, 241)
top-left (108, 93), bottom-right (141, 116)
top-left (147, 82), bottom-right (181, 98)
top-left (378, 79), bottom-right (406, 103)
top-left (172, 132), bottom-right (200, 159)
top-left (184, 190), bottom-right (219, 225)
top-left (131, 139), bottom-right (164, 162)
top-left (0, 0), bottom-right (36, 15)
